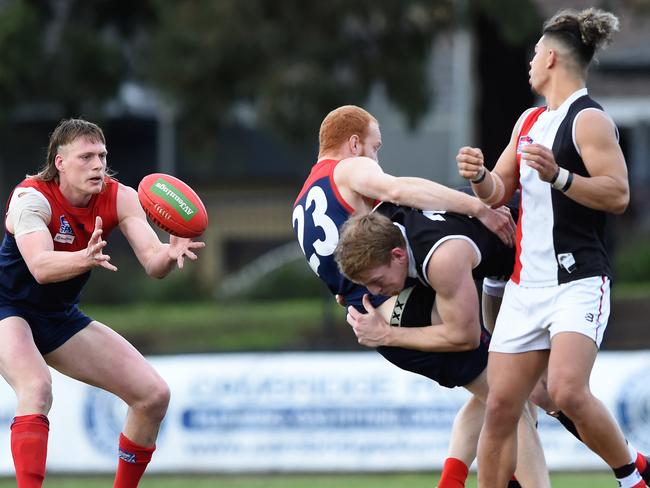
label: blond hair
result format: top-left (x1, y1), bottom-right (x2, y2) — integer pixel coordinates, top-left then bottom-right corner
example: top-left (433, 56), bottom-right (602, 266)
top-left (334, 212), bottom-right (404, 283)
top-left (31, 118), bottom-right (110, 181)
top-left (318, 105), bottom-right (378, 157)
top-left (543, 8), bottom-right (619, 71)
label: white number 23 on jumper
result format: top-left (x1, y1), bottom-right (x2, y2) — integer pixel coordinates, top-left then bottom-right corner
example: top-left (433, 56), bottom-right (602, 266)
top-left (292, 186), bottom-right (338, 274)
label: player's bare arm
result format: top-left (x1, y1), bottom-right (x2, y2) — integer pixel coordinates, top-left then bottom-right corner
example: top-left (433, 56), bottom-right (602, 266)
top-left (116, 183), bottom-right (204, 277)
top-left (11, 208), bottom-right (116, 284)
top-left (418, 239), bottom-right (482, 350)
top-left (337, 156), bottom-right (515, 246)
top-left (522, 110), bottom-right (629, 214)
top-left (346, 240), bottom-right (481, 352)
top-left (345, 294), bottom-right (445, 349)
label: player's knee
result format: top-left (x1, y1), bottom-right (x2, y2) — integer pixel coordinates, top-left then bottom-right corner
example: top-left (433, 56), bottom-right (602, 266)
top-left (134, 378), bottom-right (170, 422)
top-left (547, 382), bottom-right (589, 418)
top-left (484, 394), bottom-right (521, 430)
top-left (147, 379), bottom-right (171, 419)
top-left (17, 377), bottom-right (53, 413)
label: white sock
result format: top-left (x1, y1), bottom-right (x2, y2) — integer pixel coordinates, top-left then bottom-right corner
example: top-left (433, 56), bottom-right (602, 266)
top-left (617, 470), bottom-right (643, 488)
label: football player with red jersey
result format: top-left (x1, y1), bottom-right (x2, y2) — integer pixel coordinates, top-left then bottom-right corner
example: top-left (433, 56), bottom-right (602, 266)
top-left (293, 105), bottom-right (520, 487)
top-left (0, 118), bottom-right (204, 488)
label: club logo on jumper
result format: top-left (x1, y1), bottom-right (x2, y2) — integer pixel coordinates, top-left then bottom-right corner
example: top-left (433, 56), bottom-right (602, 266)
top-left (617, 366), bottom-right (650, 453)
top-left (151, 179), bottom-right (197, 221)
top-left (53, 215), bottom-right (75, 244)
top-left (517, 135), bottom-right (533, 155)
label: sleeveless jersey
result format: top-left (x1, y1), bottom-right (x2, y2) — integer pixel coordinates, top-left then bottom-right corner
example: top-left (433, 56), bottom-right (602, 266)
top-left (375, 202), bottom-right (515, 285)
top-left (513, 88), bottom-right (612, 286)
top-left (292, 159), bottom-right (387, 311)
top-left (0, 177), bottom-right (120, 312)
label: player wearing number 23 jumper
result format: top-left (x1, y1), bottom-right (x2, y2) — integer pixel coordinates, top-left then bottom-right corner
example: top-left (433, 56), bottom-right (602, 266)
top-left (292, 105), bottom-right (516, 314)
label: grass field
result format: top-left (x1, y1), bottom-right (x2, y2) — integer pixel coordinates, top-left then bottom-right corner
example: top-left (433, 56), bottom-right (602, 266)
top-left (0, 472), bottom-right (618, 487)
top-left (81, 298), bottom-right (347, 354)
top-left (80, 286), bottom-right (650, 355)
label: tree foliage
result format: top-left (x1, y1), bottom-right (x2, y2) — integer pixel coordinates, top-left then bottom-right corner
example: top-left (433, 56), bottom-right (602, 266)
top-left (0, 0), bottom-right (546, 140)
top-left (0, 0), bottom-right (152, 119)
top-left (144, 0), bottom-right (457, 141)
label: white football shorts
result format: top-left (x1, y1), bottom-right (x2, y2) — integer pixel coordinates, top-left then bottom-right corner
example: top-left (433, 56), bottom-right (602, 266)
top-left (490, 275), bottom-right (611, 353)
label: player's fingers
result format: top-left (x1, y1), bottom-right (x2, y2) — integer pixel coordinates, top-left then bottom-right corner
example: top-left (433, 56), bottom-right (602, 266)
top-left (348, 306), bottom-right (360, 320)
top-left (100, 260), bottom-right (118, 272)
top-left (497, 222), bottom-right (513, 248)
top-left (184, 250), bottom-right (198, 260)
top-left (498, 229), bottom-right (510, 247)
top-left (501, 217), bottom-right (514, 247)
top-left (362, 294), bottom-right (374, 312)
top-left (94, 216), bottom-right (103, 231)
top-left (189, 241), bottom-right (206, 249)
top-left (458, 146), bottom-right (481, 158)
top-left (177, 255), bottom-right (185, 269)
top-left (346, 313), bottom-right (356, 327)
top-left (96, 252), bottom-right (117, 270)
top-left (89, 227), bottom-right (103, 243)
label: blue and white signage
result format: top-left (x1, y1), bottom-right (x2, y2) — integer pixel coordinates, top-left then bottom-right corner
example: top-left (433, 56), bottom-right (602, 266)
top-left (0, 351), bottom-right (647, 474)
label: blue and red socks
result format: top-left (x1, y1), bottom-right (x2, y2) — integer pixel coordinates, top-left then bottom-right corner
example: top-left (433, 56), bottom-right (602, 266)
top-left (113, 433), bottom-right (155, 488)
top-left (11, 414), bottom-right (49, 488)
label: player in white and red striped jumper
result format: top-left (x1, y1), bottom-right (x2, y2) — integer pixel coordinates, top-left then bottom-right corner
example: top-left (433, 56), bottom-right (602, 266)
top-left (457, 7), bottom-right (648, 488)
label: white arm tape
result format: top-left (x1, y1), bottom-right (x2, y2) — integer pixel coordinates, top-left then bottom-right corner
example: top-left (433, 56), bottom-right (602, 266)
top-left (8, 187), bottom-right (52, 237)
top-left (482, 277), bottom-right (507, 298)
top-left (484, 172), bottom-right (505, 207)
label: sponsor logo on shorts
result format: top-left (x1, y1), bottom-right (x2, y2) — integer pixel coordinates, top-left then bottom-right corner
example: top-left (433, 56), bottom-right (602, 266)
top-left (151, 179), bottom-right (197, 221)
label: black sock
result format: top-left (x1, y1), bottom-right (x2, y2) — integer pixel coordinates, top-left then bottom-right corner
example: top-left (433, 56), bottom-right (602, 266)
top-left (613, 462), bottom-right (636, 479)
top-left (551, 410), bottom-right (583, 441)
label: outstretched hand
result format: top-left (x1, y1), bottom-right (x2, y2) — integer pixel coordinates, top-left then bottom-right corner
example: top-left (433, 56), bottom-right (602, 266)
top-left (86, 216), bottom-right (117, 271)
top-left (346, 294), bottom-right (392, 348)
top-left (476, 205), bottom-right (516, 247)
top-left (168, 235), bottom-right (205, 269)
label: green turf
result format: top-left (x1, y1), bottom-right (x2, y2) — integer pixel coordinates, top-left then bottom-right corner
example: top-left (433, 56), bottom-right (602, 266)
top-left (78, 279), bottom-right (650, 355)
top-left (0, 472), bottom-right (617, 487)
top-left (80, 299), bottom-right (347, 354)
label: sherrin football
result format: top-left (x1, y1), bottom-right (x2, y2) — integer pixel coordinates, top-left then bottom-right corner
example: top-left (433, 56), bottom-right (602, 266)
top-left (137, 173), bottom-right (208, 238)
